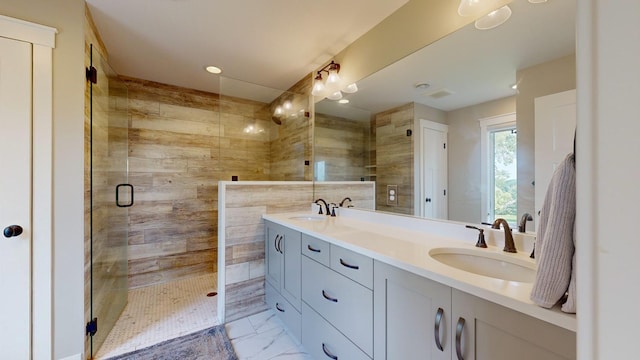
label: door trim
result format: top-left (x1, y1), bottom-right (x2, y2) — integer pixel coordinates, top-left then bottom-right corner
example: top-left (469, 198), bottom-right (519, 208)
top-left (0, 15), bottom-right (57, 360)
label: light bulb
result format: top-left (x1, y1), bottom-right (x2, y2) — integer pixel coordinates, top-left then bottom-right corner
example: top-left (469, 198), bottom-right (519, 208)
top-left (283, 101), bottom-right (292, 110)
top-left (327, 91), bottom-right (343, 100)
top-left (274, 106), bottom-right (284, 116)
top-left (343, 83), bottom-right (358, 93)
top-left (325, 70), bottom-right (342, 92)
top-left (474, 5), bottom-right (512, 30)
top-left (311, 81), bottom-right (325, 96)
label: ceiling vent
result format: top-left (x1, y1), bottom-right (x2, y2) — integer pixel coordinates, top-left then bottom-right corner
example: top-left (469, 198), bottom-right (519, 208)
top-left (426, 88), bottom-right (454, 99)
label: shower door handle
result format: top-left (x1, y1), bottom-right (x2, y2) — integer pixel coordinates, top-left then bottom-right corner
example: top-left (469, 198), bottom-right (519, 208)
top-left (116, 184), bottom-right (134, 208)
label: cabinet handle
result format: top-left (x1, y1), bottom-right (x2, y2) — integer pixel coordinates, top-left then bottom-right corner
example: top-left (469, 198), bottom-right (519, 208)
top-left (275, 302), bottom-right (285, 313)
top-left (276, 235), bottom-right (284, 254)
top-left (434, 307), bottom-right (444, 351)
top-left (339, 258), bottom-right (359, 270)
top-left (322, 343), bottom-right (338, 360)
top-left (307, 244), bottom-right (322, 253)
top-left (274, 235), bottom-right (281, 252)
top-left (322, 290), bottom-right (338, 303)
top-left (456, 317), bottom-right (466, 360)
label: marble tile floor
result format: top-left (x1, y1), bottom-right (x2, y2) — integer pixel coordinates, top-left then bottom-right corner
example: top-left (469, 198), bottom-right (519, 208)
top-left (94, 272), bottom-right (308, 359)
top-left (226, 310), bottom-right (312, 360)
top-left (95, 273), bottom-right (219, 359)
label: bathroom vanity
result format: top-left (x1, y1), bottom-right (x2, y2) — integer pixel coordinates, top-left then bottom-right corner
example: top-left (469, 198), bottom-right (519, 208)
top-left (263, 209), bottom-right (576, 360)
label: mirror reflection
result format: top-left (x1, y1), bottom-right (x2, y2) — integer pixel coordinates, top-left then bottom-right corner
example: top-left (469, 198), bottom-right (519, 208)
top-left (313, 0), bottom-right (576, 226)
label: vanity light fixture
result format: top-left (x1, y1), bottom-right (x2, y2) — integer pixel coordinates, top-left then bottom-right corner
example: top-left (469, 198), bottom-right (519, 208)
top-left (528, 0), bottom-right (548, 3)
top-left (474, 5), bottom-right (512, 30)
top-left (338, 99), bottom-right (350, 104)
top-left (457, 0), bottom-right (513, 30)
top-left (311, 60), bottom-right (358, 99)
top-left (458, 0), bottom-right (509, 17)
top-left (205, 65), bottom-right (222, 74)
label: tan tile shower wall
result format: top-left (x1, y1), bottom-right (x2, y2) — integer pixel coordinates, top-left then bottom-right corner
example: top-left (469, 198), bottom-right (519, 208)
top-left (375, 103), bottom-right (415, 215)
top-left (221, 181), bottom-right (375, 322)
top-left (124, 78), bottom-right (274, 289)
top-left (314, 113), bottom-right (369, 181)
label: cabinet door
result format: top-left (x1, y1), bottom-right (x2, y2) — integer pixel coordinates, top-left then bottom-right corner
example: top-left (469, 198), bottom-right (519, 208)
top-left (265, 222), bottom-right (282, 290)
top-left (281, 226), bottom-right (302, 311)
top-left (373, 261), bottom-right (451, 360)
top-left (451, 289), bottom-right (576, 360)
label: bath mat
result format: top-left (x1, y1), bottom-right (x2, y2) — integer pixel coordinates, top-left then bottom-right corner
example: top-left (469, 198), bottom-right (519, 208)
top-left (104, 325), bottom-right (238, 360)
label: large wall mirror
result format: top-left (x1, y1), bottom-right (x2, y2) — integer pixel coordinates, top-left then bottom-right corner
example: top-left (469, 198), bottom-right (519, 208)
top-left (313, 0), bottom-right (576, 226)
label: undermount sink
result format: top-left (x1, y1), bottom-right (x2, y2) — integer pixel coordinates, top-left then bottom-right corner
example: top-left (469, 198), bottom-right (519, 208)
top-left (429, 247), bottom-right (536, 283)
top-left (288, 215), bottom-right (326, 222)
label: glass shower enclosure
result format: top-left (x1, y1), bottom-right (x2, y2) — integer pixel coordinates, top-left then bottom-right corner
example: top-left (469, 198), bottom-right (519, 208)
top-left (87, 44), bottom-right (131, 358)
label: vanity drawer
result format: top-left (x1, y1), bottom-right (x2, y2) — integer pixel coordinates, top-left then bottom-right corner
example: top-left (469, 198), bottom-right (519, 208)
top-left (302, 303), bottom-right (371, 360)
top-left (302, 256), bottom-right (373, 356)
top-left (301, 234), bottom-right (330, 266)
top-left (331, 244), bottom-right (373, 289)
top-left (265, 282), bottom-right (301, 341)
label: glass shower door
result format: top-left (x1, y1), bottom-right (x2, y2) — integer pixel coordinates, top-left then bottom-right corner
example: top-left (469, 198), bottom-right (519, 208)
top-left (88, 44), bottom-right (130, 358)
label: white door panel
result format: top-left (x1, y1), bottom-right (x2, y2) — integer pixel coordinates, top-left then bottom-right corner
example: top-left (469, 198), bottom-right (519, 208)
top-left (420, 120), bottom-right (448, 219)
top-left (534, 89), bottom-right (576, 219)
top-left (0, 36), bottom-right (33, 359)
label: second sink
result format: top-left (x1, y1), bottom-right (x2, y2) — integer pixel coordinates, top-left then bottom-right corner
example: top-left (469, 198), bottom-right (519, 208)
top-left (429, 247), bottom-right (536, 283)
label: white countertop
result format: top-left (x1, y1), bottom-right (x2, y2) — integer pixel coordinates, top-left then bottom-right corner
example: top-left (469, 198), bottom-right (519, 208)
top-left (263, 209), bottom-right (576, 332)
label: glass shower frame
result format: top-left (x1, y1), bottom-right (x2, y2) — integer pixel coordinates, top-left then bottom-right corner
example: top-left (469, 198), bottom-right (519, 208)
top-left (88, 44), bottom-right (130, 358)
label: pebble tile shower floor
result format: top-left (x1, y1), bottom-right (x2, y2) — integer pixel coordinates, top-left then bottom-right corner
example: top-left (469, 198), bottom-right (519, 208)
top-left (94, 273), bottom-right (308, 359)
top-left (95, 273), bottom-right (219, 359)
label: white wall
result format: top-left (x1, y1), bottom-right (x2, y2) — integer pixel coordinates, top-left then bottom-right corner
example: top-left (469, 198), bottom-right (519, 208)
top-left (446, 96), bottom-right (515, 223)
top-left (577, 1), bottom-right (640, 358)
top-left (1, 1), bottom-right (86, 358)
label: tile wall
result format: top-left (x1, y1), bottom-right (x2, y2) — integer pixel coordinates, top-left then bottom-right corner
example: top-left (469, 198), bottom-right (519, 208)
top-left (220, 181), bottom-right (375, 322)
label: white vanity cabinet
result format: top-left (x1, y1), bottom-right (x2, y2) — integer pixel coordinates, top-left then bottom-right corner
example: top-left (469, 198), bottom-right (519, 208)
top-left (451, 289), bottom-right (576, 360)
top-left (301, 235), bottom-right (374, 359)
top-left (373, 260), bottom-right (452, 360)
top-left (373, 260), bottom-right (576, 360)
top-left (264, 220), bottom-right (302, 338)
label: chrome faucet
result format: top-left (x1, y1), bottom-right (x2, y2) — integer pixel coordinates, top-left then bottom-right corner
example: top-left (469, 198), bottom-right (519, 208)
top-left (492, 218), bottom-right (517, 253)
top-left (339, 197), bottom-right (352, 207)
top-left (518, 212), bottom-right (533, 233)
top-left (314, 198), bottom-right (330, 215)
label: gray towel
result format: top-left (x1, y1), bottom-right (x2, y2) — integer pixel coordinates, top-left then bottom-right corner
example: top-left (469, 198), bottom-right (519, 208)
top-left (530, 153), bottom-right (576, 313)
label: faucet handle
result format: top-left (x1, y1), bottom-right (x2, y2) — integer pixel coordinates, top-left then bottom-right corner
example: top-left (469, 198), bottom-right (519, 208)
top-left (330, 203), bottom-right (338, 217)
top-left (466, 225), bottom-right (487, 248)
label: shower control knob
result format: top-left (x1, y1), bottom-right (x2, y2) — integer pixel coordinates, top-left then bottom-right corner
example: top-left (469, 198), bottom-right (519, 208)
top-left (3, 225), bottom-right (23, 238)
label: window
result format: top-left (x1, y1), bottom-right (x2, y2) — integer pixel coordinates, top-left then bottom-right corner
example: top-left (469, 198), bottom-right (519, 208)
top-left (480, 114), bottom-right (517, 225)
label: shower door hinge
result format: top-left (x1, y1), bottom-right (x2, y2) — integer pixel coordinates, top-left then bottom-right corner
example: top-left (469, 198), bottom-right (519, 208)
top-left (86, 317), bottom-right (98, 337)
top-left (86, 66), bottom-right (97, 84)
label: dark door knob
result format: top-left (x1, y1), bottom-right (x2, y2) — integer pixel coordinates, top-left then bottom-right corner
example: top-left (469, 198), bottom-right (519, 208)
top-left (3, 225), bottom-right (23, 238)
top-left (426, 198), bottom-right (432, 203)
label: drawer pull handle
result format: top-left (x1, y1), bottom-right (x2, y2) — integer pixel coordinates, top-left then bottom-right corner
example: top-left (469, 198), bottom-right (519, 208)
top-left (275, 302), bottom-right (284, 313)
top-left (322, 343), bottom-right (338, 360)
top-left (434, 307), bottom-right (444, 351)
top-left (456, 317), bottom-right (466, 360)
top-left (322, 290), bottom-right (338, 303)
top-left (274, 235), bottom-right (281, 252)
top-left (307, 244), bottom-right (322, 253)
top-left (339, 258), bottom-right (359, 270)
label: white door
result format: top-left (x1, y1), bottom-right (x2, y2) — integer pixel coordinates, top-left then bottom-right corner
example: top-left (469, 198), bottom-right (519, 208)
top-left (420, 120), bottom-right (448, 219)
top-left (0, 36), bottom-right (33, 359)
top-left (534, 89), bottom-right (576, 218)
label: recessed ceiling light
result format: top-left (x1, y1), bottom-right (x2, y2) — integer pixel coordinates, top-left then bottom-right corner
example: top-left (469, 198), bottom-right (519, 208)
top-left (415, 82), bottom-right (430, 90)
top-left (511, 83), bottom-right (518, 90)
top-left (205, 65), bottom-right (222, 74)
top-left (338, 99), bottom-right (350, 104)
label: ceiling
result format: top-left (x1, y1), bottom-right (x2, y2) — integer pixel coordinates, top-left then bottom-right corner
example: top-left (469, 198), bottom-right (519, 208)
top-left (86, 0), bottom-right (409, 100)
top-left (316, 0), bottom-right (576, 119)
